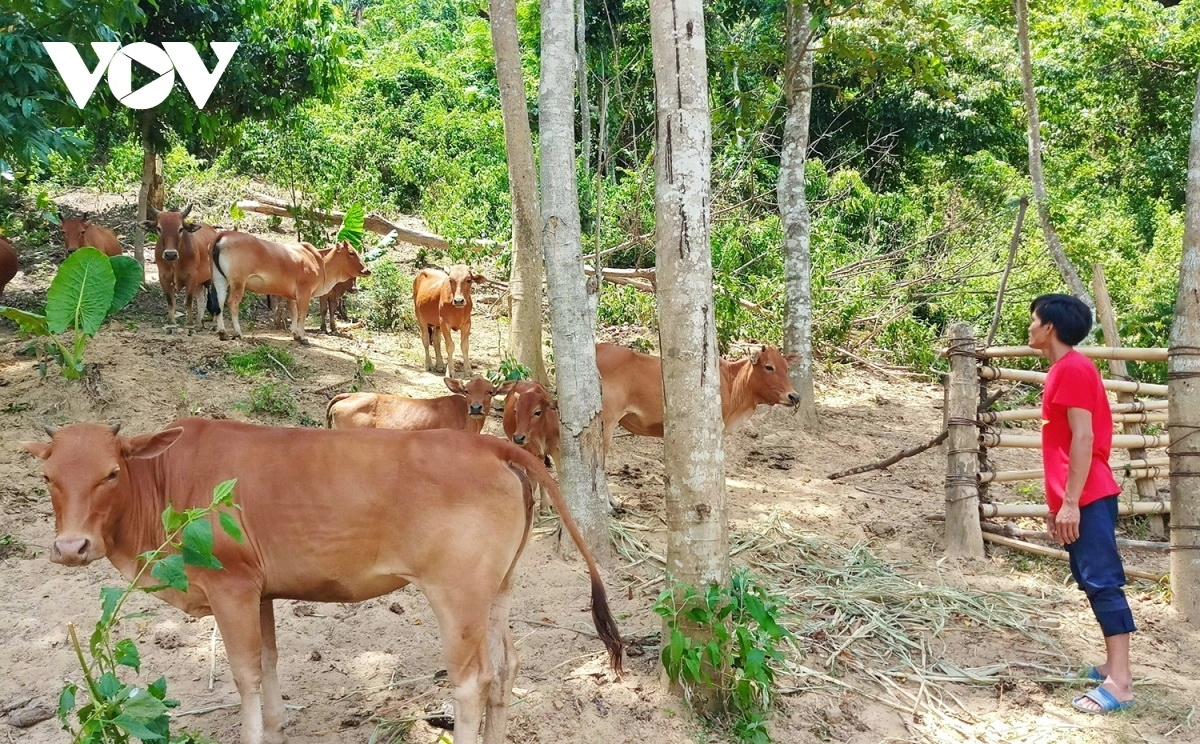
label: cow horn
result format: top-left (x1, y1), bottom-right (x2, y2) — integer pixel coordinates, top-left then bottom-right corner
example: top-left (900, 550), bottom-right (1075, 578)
top-left (43, 425), bottom-right (59, 438)
top-left (108, 423), bottom-right (121, 435)
top-left (179, 204), bottom-right (191, 220)
top-left (81, 211), bottom-right (91, 222)
top-left (147, 206), bottom-right (159, 221)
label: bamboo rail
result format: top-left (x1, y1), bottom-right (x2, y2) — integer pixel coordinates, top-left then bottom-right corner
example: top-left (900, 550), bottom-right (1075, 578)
top-left (979, 432), bottom-right (1168, 450)
top-left (978, 405), bottom-right (1167, 424)
top-left (981, 532), bottom-right (1166, 582)
top-left (980, 457), bottom-right (1170, 484)
top-left (978, 365), bottom-right (1168, 396)
top-left (980, 501), bottom-right (1170, 518)
top-left (980, 522), bottom-right (1169, 552)
top-left (974, 345), bottom-right (1167, 362)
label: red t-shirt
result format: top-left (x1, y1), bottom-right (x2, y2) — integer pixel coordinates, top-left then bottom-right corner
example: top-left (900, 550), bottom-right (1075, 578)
top-left (1041, 349), bottom-right (1120, 513)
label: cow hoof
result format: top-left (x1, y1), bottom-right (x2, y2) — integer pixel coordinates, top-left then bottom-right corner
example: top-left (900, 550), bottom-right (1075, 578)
top-left (296, 337), bottom-right (311, 346)
top-left (218, 332), bottom-right (229, 341)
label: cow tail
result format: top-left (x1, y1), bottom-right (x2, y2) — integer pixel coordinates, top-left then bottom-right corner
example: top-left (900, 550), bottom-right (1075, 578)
top-left (211, 236), bottom-right (228, 280)
top-left (499, 461), bottom-right (537, 595)
top-left (205, 281), bottom-right (220, 316)
top-left (325, 393), bottom-right (351, 428)
top-left (507, 445), bottom-right (623, 673)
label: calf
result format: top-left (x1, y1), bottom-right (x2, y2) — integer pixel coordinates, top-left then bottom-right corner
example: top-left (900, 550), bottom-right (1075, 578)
top-left (326, 377), bottom-right (517, 435)
top-left (211, 234), bottom-right (370, 344)
top-left (61, 213), bottom-right (123, 257)
top-left (23, 420), bottom-right (621, 744)
top-left (596, 342), bottom-right (801, 457)
top-left (502, 381), bottom-right (562, 511)
top-left (144, 205), bottom-right (217, 333)
top-left (0, 234), bottom-right (17, 300)
top-left (319, 277), bottom-right (356, 334)
top-left (413, 265), bottom-right (486, 375)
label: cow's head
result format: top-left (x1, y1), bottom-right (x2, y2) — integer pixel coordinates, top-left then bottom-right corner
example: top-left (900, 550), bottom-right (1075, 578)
top-left (505, 381), bottom-right (557, 446)
top-left (145, 206), bottom-right (201, 262)
top-left (330, 240), bottom-right (371, 280)
top-left (745, 345), bottom-right (801, 407)
top-left (60, 213), bottom-right (92, 253)
top-left (445, 376), bottom-right (515, 419)
top-left (446, 265), bottom-right (486, 308)
top-left (22, 423), bottom-right (182, 566)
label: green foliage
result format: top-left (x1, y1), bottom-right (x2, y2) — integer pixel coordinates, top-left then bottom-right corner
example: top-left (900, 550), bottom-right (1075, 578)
top-left (349, 259), bottom-right (415, 332)
top-left (486, 358), bottom-right (532, 386)
top-left (336, 203), bottom-right (366, 249)
top-left (655, 570), bottom-right (792, 743)
top-left (0, 248), bottom-right (142, 379)
top-left (223, 345), bottom-right (296, 377)
top-left (239, 381), bottom-right (299, 418)
top-left (350, 354), bottom-right (375, 393)
top-left (58, 480), bottom-right (241, 744)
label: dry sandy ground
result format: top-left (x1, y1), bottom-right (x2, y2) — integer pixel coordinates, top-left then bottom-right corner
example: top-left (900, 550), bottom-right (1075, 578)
top-left (0, 190), bottom-right (1197, 744)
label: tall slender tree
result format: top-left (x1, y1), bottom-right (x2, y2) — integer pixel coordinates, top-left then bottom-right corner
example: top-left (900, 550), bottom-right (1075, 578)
top-left (540, 0), bottom-right (612, 554)
top-left (1168, 68), bottom-right (1200, 622)
top-left (1014, 0), bottom-right (1091, 306)
top-left (490, 0), bottom-right (548, 384)
top-left (778, 0), bottom-right (818, 425)
top-left (649, 0), bottom-right (728, 713)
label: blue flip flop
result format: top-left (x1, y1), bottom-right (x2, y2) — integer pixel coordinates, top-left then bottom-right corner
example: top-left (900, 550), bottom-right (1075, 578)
top-left (1062, 666), bottom-right (1104, 681)
top-left (1072, 685), bottom-right (1135, 715)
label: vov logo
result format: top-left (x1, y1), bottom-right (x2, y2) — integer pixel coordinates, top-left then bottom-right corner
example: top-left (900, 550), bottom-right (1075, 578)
top-left (42, 42), bottom-right (239, 110)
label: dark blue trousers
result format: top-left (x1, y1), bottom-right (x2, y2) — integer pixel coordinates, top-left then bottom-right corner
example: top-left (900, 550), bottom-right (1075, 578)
top-left (1063, 496), bottom-right (1136, 637)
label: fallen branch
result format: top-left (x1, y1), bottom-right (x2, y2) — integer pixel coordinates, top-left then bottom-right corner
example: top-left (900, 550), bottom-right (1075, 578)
top-left (581, 265), bottom-right (766, 315)
top-left (239, 192), bottom-right (450, 249)
top-left (827, 430), bottom-right (948, 480)
top-left (981, 532), bottom-right (1166, 582)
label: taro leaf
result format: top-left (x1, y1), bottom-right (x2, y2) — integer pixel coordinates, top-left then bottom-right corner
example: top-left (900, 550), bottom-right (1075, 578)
top-left (115, 638), bottom-right (141, 673)
top-left (108, 255), bottom-right (143, 314)
top-left (151, 554), bottom-right (188, 593)
top-left (0, 307), bottom-right (49, 336)
top-left (181, 520), bottom-right (222, 570)
top-left (45, 248), bottom-right (115, 335)
top-left (335, 202), bottom-right (365, 249)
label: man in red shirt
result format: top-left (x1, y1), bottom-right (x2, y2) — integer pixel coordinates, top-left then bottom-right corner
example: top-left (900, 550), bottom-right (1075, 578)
top-left (1029, 294), bottom-right (1135, 714)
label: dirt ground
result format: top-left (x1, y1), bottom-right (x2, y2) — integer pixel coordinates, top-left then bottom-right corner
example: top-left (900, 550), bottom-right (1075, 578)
top-left (1, 189), bottom-right (1198, 744)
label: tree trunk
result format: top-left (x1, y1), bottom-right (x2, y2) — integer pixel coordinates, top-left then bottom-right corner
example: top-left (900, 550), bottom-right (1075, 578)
top-left (650, 0), bottom-right (729, 713)
top-left (1014, 0), bottom-right (1092, 306)
top-left (490, 0), bottom-right (548, 384)
top-left (135, 111), bottom-right (163, 271)
top-left (1168, 68), bottom-right (1200, 622)
top-left (778, 1), bottom-right (818, 426)
top-left (540, 0), bottom-right (611, 555)
top-left (576, 0), bottom-right (591, 171)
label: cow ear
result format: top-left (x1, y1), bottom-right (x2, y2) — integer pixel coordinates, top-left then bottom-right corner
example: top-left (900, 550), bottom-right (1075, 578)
top-left (122, 428), bottom-right (184, 459)
top-left (472, 273), bottom-right (487, 284)
top-left (183, 221), bottom-right (202, 233)
top-left (142, 220), bottom-right (157, 232)
top-left (20, 441), bottom-right (51, 460)
top-left (444, 377), bottom-right (466, 395)
top-left (784, 353), bottom-right (800, 365)
top-left (496, 380), bottom-right (519, 397)
top-left (547, 398), bottom-right (559, 411)
top-left (81, 211), bottom-right (90, 222)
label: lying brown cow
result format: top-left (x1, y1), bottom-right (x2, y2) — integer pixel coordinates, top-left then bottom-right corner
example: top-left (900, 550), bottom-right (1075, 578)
top-left (211, 234), bottom-right (370, 344)
top-left (413, 265), bottom-right (486, 375)
top-left (61, 213), bottom-right (123, 257)
top-left (0, 234), bottom-right (17, 300)
top-left (596, 342), bottom-right (800, 456)
top-left (502, 381), bottom-right (561, 511)
top-left (144, 205), bottom-right (217, 334)
top-left (327, 377), bottom-right (516, 435)
top-left (23, 420), bottom-right (621, 744)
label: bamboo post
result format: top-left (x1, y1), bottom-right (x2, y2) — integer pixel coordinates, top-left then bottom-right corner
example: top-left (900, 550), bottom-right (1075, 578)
top-left (945, 322), bottom-right (984, 558)
top-left (1093, 264), bottom-right (1166, 537)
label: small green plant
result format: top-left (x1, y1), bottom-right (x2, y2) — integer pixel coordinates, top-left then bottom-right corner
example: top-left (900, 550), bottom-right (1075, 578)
top-left (487, 357), bottom-right (531, 385)
top-left (0, 248), bottom-right (142, 379)
top-left (238, 381), bottom-right (299, 418)
top-left (350, 354), bottom-right (375, 392)
top-left (223, 345), bottom-right (296, 377)
top-left (349, 259), bottom-right (414, 332)
top-left (655, 569), bottom-right (792, 744)
top-left (58, 480), bottom-right (242, 743)
top-left (0, 533), bottom-right (28, 559)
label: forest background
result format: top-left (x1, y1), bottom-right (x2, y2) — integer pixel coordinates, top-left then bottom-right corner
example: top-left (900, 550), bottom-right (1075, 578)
top-left (2, 0), bottom-right (1199, 379)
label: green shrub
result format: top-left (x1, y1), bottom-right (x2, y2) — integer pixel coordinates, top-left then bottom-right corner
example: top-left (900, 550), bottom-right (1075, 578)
top-left (239, 381), bottom-right (298, 418)
top-left (223, 346), bottom-right (296, 377)
top-left (350, 259), bottom-right (415, 332)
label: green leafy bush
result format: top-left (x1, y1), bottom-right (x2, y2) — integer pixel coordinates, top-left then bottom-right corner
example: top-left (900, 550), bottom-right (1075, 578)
top-left (349, 259), bottom-right (415, 332)
top-left (486, 357), bottom-right (531, 386)
top-left (0, 248), bottom-right (142, 379)
top-left (223, 346), bottom-right (296, 377)
top-left (239, 381), bottom-right (299, 418)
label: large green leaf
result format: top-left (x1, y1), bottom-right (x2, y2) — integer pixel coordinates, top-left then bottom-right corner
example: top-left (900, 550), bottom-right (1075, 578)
top-left (45, 248), bottom-right (115, 336)
top-left (0, 306), bottom-right (49, 336)
top-left (108, 255), bottom-right (143, 314)
top-left (336, 203), bottom-right (365, 250)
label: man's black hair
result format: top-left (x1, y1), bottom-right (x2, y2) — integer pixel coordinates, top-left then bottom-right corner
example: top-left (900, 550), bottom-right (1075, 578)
top-left (1030, 293), bottom-right (1092, 346)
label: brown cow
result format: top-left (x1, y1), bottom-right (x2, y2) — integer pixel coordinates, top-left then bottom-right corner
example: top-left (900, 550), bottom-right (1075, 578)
top-left (327, 377), bottom-right (516, 435)
top-left (502, 381), bottom-right (562, 512)
top-left (144, 205), bottom-right (217, 334)
top-left (23, 420), bottom-right (620, 744)
top-left (413, 265), bottom-right (485, 375)
top-left (211, 234), bottom-right (370, 344)
top-left (0, 234), bottom-right (17, 300)
top-left (596, 342), bottom-right (801, 456)
top-left (61, 213), bottom-right (123, 257)
top-left (318, 277), bottom-right (356, 334)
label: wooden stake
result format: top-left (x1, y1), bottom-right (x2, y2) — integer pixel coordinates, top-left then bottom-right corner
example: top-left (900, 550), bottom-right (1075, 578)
top-left (981, 532), bottom-right (1167, 581)
top-left (945, 322), bottom-right (984, 558)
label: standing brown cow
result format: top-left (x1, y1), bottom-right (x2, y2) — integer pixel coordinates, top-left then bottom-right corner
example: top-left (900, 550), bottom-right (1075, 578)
top-left (23, 419), bottom-right (621, 744)
top-left (413, 265), bottom-right (485, 375)
top-left (502, 380), bottom-right (561, 511)
top-left (0, 234), bottom-right (17, 300)
top-left (319, 277), bottom-right (356, 334)
top-left (211, 234), bottom-right (370, 344)
top-left (326, 377), bottom-right (516, 434)
top-left (60, 214), bottom-right (123, 257)
top-left (596, 343), bottom-right (801, 457)
top-left (144, 206), bottom-right (217, 334)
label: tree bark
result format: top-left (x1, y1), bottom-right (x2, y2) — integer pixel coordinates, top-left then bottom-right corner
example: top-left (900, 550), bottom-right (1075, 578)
top-left (135, 111), bottom-right (163, 271)
top-left (650, 0), bottom-right (729, 713)
top-left (778, 0), bottom-right (818, 426)
top-left (1014, 0), bottom-right (1092, 307)
top-left (540, 0), bottom-right (611, 555)
top-left (576, 0), bottom-right (591, 171)
top-left (1168, 68), bottom-right (1200, 622)
top-left (490, 0), bottom-right (548, 384)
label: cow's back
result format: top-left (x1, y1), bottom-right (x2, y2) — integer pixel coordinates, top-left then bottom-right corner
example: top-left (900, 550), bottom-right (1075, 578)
top-left (596, 343), bottom-right (665, 436)
top-left (86, 224), bottom-right (122, 257)
top-left (328, 392), bottom-right (468, 432)
top-left (0, 236), bottom-right (17, 296)
top-left (413, 269), bottom-right (449, 325)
